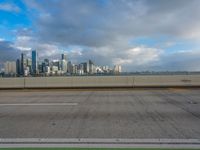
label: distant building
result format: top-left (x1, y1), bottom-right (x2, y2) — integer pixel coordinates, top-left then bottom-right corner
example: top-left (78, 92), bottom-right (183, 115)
top-left (20, 53), bottom-right (25, 75)
top-left (38, 63), bottom-right (43, 74)
top-left (61, 59), bottom-right (67, 73)
top-left (45, 66), bottom-right (50, 75)
top-left (51, 66), bottom-right (59, 75)
top-left (41, 62), bottom-right (46, 73)
top-left (67, 61), bottom-right (73, 74)
top-left (26, 58), bottom-right (32, 75)
top-left (44, 59), bottom-right (49, 66)
top-left (24, 66), bottom-right (30, 76)
top-left (96, 66), bottom-right (103, 73)
top-left (114, 65), bottom-right (122, 74)
top-left (80, 62), bottom-right (87, 74)
top-left (78, 63), bottom-right (84, 75)
top-left (16, 59), bottom-right (21, 76)
top-left (102, 66), bottom-right (109, 72)
top-left (61, 54), bottom-right (68, 73)
top-left (72, 64), bottom-right (78, 74)
top-left (87, 60), bottom-right (96, 74)
top-left (61, 54), bottom-right (67, 61)
top-left (32, 50), bottom-right (38, 75)
top-left (52, 61), bottom-right (60, 71)
top-left (4, 61), bottom-right (16, 75)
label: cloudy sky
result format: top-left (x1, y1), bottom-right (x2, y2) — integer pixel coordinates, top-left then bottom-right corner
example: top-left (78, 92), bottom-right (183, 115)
top-left (0, 0), bottom-right (200, 71)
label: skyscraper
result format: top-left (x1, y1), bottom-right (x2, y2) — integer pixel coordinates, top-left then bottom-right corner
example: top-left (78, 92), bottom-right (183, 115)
top-left (61, 54), bottom-right (67, 73)
top-left (114, 65), bottom-right (122, 74)
top-left (67, 61), bottom-right (73, 74)
top-left (16, 59), bottom-right (21, 76)
top-left (32, 50), bottom-right (38, 75)
top-left (61, 60), bottom-right (67, 73)
top-left (87, 60), bottom-right (96, 74)
top-left (61, 54), bottom-right (67, 61)
top-left (20, 53), bottom-right (26, 75)
top-left (4, 61), bottom-right (16, 75)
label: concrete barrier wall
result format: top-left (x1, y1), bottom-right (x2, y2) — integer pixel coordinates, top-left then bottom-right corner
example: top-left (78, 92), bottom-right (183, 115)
top-left (0, 75), bottom-right (200, 89)
top-left (134, 75), bottom-right (197, 87)
top-left (0, 78), bottom-right (24, 88)
top-left (24, 76), bottom-right (133, 88)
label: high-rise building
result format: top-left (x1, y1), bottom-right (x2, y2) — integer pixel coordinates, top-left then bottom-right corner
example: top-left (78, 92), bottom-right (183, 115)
top-left (78, 63), bottom-right (84, 75)
top-left (38, 63), bottom-right (43, 73)
top-left (61, 54), bottom-right (67, 61)
top-left (81, 62), bottom-right (87, 74)
top-left (20, 53), bottom-right (25, 75)
top-left (72, 64), bottom-right (78, 74)
top-left (61, 59), bottom-right (67, 73)
top-left (44, 59), bottom-right (49, 66)
top-left (67, 61), bottom-right (73, 74)
top-left (61, 54), bottom-right (67, 73)
top-left (32, 50), bottom-right (38, 75)
top-left (40, 59), bottom-right (50, 74)
top-left (45, 66), bottom-right (50, 75)
top-left (52, 61), bottom-right (60, 70)
top-left (4, 61), bottom-right (16, 75)
top-left (16, 59), bottom-right (21, 76)
top-left (87, 60), bottom-right (96, 74)
top-left (26, 58), bottom-right (32, 75)
top-left (114, 65), bottom-right (122, 74)
top-left (26, 58), bottom-right (32, 67)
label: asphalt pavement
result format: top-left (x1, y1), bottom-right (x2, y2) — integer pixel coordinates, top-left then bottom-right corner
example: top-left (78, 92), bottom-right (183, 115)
top-left (0, 88), bottom-right (200, 139)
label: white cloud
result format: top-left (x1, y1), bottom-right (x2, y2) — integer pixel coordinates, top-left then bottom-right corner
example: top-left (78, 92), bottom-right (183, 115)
top-left (0, 3), bottom-right (20, 12)
top-left (0, 38), bottom-right (5, 41)
top-left (124, 47), bottom-right (161, 65)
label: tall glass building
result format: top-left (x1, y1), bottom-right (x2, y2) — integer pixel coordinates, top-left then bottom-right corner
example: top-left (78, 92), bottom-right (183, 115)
top-left (32, 50), bottom-right (38, 75)
top-left (61, 54), bottom-right (67, 61)
top-left (20, 53), bottom-right (25, 75)
top-left (16, 59), bottom-right (21, 76)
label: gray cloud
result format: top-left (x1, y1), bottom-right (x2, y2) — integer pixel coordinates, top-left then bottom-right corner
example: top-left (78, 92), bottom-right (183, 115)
top-left (0, 40), bottom-right (20, 65)
top-left (24, 0), bottom-right (200, 47)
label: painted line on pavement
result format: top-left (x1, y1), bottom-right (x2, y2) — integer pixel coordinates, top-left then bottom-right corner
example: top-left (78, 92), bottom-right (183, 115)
top-left (0, 103), bottom-right (78, 106)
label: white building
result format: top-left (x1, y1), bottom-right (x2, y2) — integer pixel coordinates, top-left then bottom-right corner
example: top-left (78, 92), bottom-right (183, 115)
top-left (114, 65), bottom-right (122, 73)
top-left (45, 66), bottom-right (51, 75)
top-left (61, 59), bottom-right (68, 73)
top-left (96, 66), bottom-right (104, 73)
top-left (24, 66), bottom-right (30, 76)
top-left (4, 61), bottom-right (16, 75)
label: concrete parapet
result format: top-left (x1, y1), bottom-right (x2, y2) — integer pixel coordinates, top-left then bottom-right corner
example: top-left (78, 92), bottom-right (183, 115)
top-left (133, 75), bottom-right (197, 87)
top-left (0, 75), bottom-right (200, 89)
top-left (0, 78), bottom-right (24, 88)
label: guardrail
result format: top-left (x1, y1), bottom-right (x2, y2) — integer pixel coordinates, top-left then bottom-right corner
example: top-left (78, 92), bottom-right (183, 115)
top-left (0, 75), bottom-right (200, 89)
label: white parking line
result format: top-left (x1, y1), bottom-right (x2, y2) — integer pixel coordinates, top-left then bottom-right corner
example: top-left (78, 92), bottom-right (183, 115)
top-left (0, 103), bottom-right (78, 106)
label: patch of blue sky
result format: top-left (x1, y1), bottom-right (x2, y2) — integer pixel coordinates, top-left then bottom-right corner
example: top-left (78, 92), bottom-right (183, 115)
top-left (166, 41), bottom-right (199, 53)
top-left (129, 36), bottom-right (172, 47)
top-left (0, 26), bottom-right (13, 41)
top-left (0, 0), bottom-right (31, 41)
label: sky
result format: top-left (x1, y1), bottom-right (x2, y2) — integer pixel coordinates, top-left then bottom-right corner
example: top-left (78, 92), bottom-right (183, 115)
top-left (0, 0), bottom-right (200, 71)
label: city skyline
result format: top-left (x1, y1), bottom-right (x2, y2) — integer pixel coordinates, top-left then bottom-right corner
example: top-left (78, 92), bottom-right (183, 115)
top-left (0, 0), bottom-right (200, 71)
top-left (1, 50), bottom-right (122, 76)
